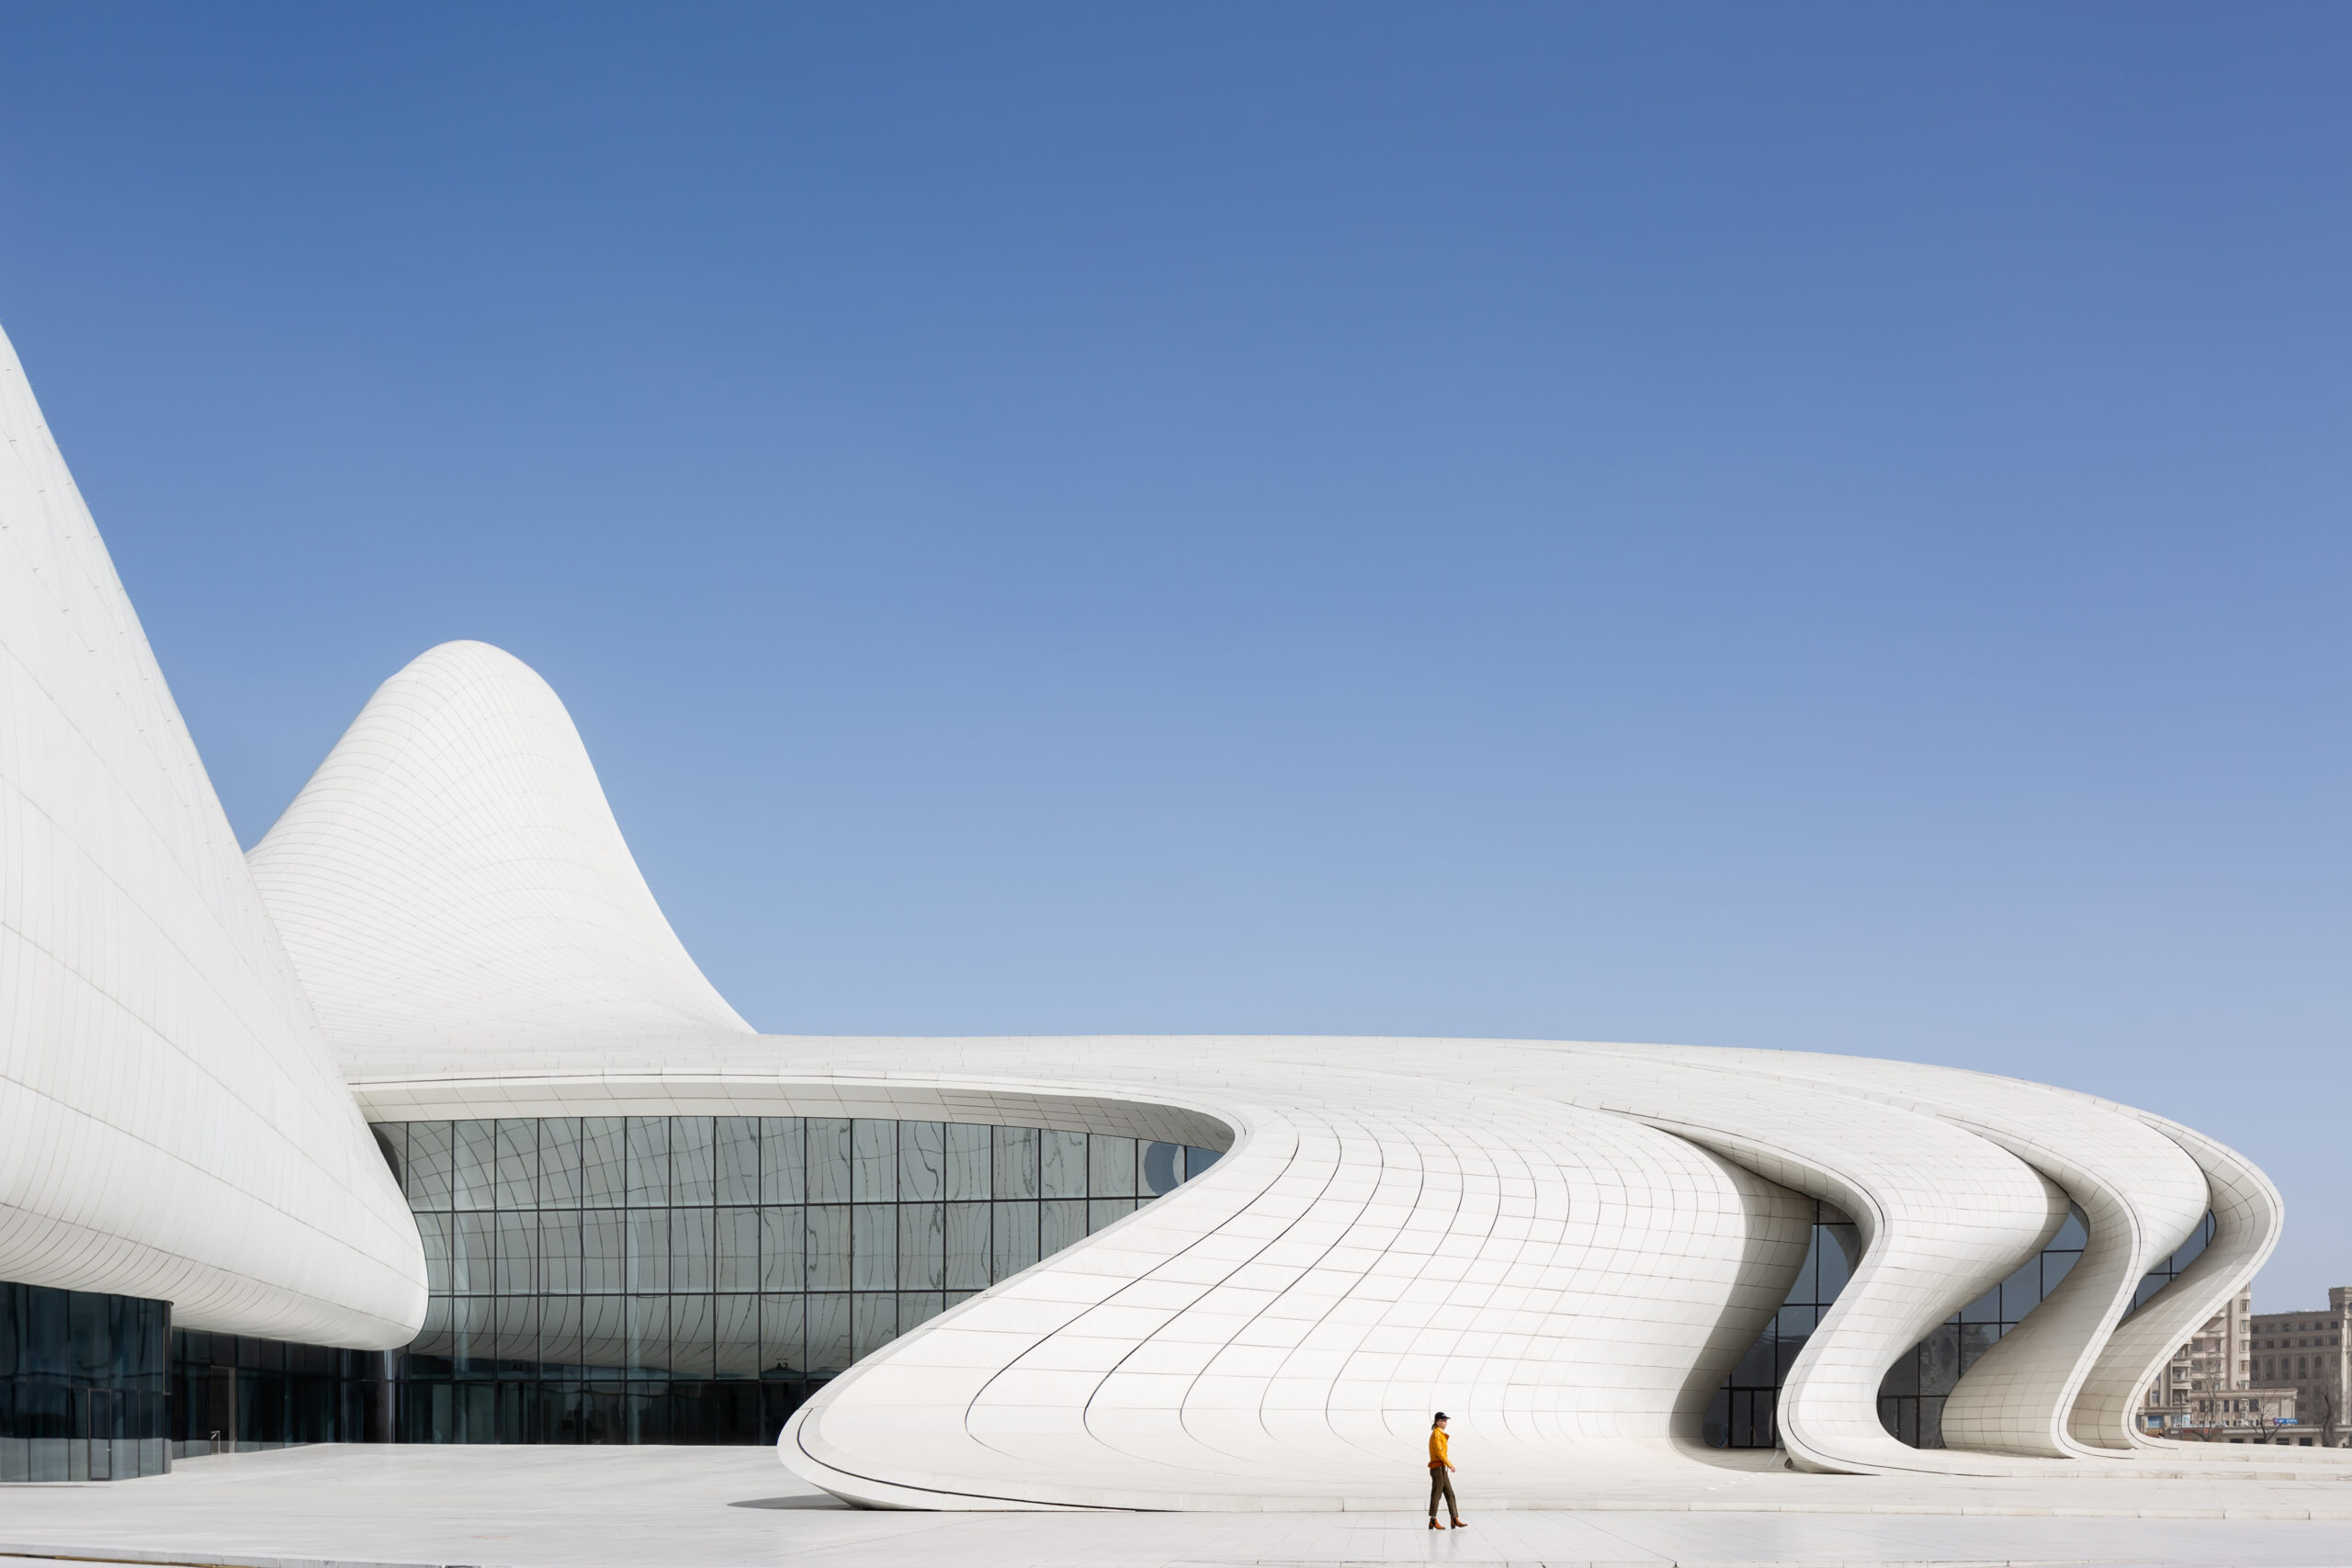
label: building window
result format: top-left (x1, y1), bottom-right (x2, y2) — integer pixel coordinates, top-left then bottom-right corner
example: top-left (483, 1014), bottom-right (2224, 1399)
top-left (376, 1116), bottom-right (1223, 1445)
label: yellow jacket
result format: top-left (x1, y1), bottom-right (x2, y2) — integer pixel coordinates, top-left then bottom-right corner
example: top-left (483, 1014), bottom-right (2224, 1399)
top-left (1428, 1427), bottom-right (1450, 1467)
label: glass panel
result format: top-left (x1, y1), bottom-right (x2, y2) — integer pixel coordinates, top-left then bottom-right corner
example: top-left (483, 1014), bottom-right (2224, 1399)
top-left (808, 1119), bottom-right (853, 1204)
top-left (406, 1122), bottom-right (454, 1207)
top-left (2052, 1209), bottom-right (2087, 1251)
top-left (417, 1212), bottom-right (453, 1294)
top-left (1819, 1223), bottom-right (1860, 1300)
top-left (759, 1119), bottom-right (806, 1204)
top-left (455, 1214), bottom-right (496, 1293)
top-left (760, 1295), bottom-right (805, 1379)
top-left (626, 1119), bottom-right (671, 1208)
top-left (583, 1210), bottom-right (627, 1293)
top-left (582, 1119), bottom-right (628, 1206)
top-left (997, 1127), bottom-right (1043, 1200)
top-left (898, 1122), bottom-right (945, 1201)
top-left (671, 1295), bottom-right (715, 1378)
top-left (899, 1203), bottom-right (945, 1290)
top-left (899, 1292), bottom-right (945, 1334)
top-left (540, 1296), bottom-right (583, 1377)
top-left (1141, 1142), bottom-right (1183, 1197)
top-left (495, 1212), bottom-right (536, 1294)
top-left (807, 1206), bottom-right (851, 1292)
top-left (1088, 1197), bottom-right (1136, 1231)
top-left (1185, 1146), bottom-right (1223, 1179)
top-left (713, 1295), bottom-right (760, 1378)
top-left (1037, 1130), bottom-right (1082, 1199)
top-left (995, 1201), bottom-right (1042, 1277)
top-left (945, 1202), bottom-right (992, 1290)
top-left (454, 1122), bottom-right (498, 1210)
top-left (580, 1297), bottom-right (628, 1375)
top-left (716, 1208), bottom-right (760, 1292)
top-left (627, 1297), bottom-right (670, 1376)
top-left (1918, 1323), bottom-right (1963, 1397)
top-left (495, 1121), bottom-right (537, 1209)
top-left (760, 1206), bottom-right (804, 1292)
top-left (628, 1211), bottom-right (669, 1293)
top-left (672, 1117), bottom-right (717, 1205)
top-left (1088, 1136), bottom-right (1137, 1198)
top-left (852, 1293), bottom-right (898, 1360)
top-left (851, 1205), bottom-right (897, 1291)
top-left (496, 1297), bottom-right (537, 1371)
top-left (2041, 1247), bottom-right (2078, 1297)
top-left (452, 1294), bottom-right (495, 1373)
top-left (1999, 1254), bottom-right (2044, 1321)
top-left (716, 1119), bottom-right (760, 1205)
top-left (806, 1296), bottom-right (851, 1374)
top-left (944, 1123), bottom-right (992, 1201)
top-left (851, 1121), bottom-right (896, 1202)
top-left (538, 1211), bottom-right (582, 1295)
top-left (538, 1119), bottom-right (583, 1208)
top-left (672, 1209), bottom-right (715, 1293)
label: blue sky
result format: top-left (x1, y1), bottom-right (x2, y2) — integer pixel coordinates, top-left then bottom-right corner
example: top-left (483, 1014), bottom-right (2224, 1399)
top-left (1, 4), bottom-right (2345, 1308)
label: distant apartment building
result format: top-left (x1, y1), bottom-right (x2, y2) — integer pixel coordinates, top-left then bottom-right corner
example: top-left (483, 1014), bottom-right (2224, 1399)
top-left (2140, 1286), bottom-right (2272, 1437)
top-left (2249, 1287), bottom-right (2351, 1447)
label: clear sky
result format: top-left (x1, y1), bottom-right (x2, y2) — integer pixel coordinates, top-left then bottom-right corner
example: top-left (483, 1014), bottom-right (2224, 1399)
top-left (1, 4), bottom-right (2344, 1309)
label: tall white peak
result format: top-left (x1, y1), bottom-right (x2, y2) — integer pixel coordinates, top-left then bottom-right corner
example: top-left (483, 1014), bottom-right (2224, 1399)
top-left (0, 322), bottom-right (424, 1347)
top-left (249, 639), bottom-right (752, 1062)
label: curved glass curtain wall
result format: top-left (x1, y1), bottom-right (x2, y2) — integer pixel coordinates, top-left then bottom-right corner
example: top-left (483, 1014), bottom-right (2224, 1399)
top-left (0, 1281), bottom-right (171, 1482)
top-left (1708, 1202), bottom-right (2218, 1450)
top-left (377, 1116), bottom-right (1222, 1444)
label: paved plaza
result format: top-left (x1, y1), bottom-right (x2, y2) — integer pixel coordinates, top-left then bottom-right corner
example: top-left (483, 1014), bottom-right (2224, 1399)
top-left (4, 1446), bottom-right (2352, 1568)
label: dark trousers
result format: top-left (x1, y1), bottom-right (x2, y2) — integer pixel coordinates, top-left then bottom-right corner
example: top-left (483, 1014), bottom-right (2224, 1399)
top-left (1428, 1465), bottom-right (1459, 1520)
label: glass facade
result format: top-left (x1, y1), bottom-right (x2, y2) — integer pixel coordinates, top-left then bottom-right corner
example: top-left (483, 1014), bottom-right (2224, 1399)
top-left (375, 1116), bottom-right (1223, 1444)
top-left (169, 1332), bottom-right (390, 1457)
top-left (1708, 1204), bottom-right (2217, 1450)
top-left (0, 1281), bottom-right (172, 1482)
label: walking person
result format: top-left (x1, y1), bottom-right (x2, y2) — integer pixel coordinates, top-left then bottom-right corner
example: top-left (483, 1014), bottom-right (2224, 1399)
top-left (1427, 1412), bottom-right (1466, 1529)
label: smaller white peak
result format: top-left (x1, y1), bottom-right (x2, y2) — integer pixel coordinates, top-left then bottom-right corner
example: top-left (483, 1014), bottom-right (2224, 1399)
top-left (250, 640), bottom-right (752, 1061)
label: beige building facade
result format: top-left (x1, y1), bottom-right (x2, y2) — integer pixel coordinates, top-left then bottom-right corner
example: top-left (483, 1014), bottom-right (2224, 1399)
top-left (2248, 1287), bottom-right (2351, 1447)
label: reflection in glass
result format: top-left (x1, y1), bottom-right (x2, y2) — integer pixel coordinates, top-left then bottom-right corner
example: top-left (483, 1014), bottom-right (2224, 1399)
top-left (582, 1119), bottom-right (627, 1206)
top-left (538, 1119), bottom-right (582, 1208)
top-left (717, 1118), bottom-right (760, 1204)
top-left (760, 1118), bottom-right (806, 1204)
top-left (899, 1203), bottom-right (945, 1290)
top-left (673, 1117), bottom-right (717, 1205)
top-left (626, 1119), bottom-right (670, 1208)
top-left (807, 1205), bottom-right (851, 1292)
top-left (716, 1207), bottom-right (760, 1292)
top-left (1089, 1136), bottom-right (1136, 1199)
top-left (808, 1119), bottom-right (853, 1204)
top-left (945, 1123), bottom-right (991, 1200)
top-left (899, 1122), bottom-right (945, 1201)
top-left (852, 1121), bottom-right (896, 1203)
top-left (1039, 1129), bottom-right (1085, 1199)
top-left (806, 1294), bottom-right (851, 1373)
top-left (945, 1202), bottom-right (991, 1291)
top-left (378, 1114), bottom-right (1224, 1447)
top-left (997, 1127), bottom-right (1042, 1200)
top-left (496, 1121), bottom-right (537, 1209)
top-left (850, 1205), bottom-right (896, 1292)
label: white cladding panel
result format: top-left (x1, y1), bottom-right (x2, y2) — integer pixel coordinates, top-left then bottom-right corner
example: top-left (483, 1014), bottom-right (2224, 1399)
top-left (0, 324), bottom-right (423, 1348)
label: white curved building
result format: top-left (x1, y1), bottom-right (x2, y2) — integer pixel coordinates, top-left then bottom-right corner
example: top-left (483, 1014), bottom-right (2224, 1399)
top-left (0, 316), bottom-right (2340, 1497)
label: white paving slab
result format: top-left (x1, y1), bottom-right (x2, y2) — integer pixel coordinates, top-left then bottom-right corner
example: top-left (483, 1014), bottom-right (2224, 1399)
top-left (4, 1447), bottom-right (2352, 1568)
